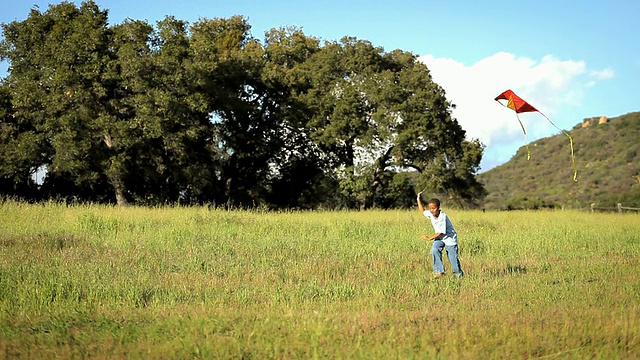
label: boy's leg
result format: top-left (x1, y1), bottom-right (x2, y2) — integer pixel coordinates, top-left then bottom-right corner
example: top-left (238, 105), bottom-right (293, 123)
top-left (445, 244), bottom-right (464, 277)
top-left (430, 240), bottom-right (445, 275)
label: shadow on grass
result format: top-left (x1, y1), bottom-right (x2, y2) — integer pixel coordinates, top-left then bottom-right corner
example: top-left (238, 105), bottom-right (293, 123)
top-left (0, 233), bottom-right (84, 251)
top-left (488, 263), bottom-right (528, 277)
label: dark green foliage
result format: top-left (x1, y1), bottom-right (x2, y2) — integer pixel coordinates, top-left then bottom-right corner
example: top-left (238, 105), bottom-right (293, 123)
top-left (479, 112), bottom-right (640, 209)
top-left (375, 171), bottom-right (419, 209)
top-left (0, 30), bottom-right (50, 200)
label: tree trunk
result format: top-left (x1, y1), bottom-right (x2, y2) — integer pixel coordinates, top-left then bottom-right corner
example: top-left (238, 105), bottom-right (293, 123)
top-left (104, 134), bottom-right (128, 206)
top-left (110, 172), bottom-right (129, 207)
top-left (369, 146), bottom-right (394, 209)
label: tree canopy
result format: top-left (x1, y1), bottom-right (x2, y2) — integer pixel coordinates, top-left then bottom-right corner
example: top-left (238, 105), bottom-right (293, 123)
top-left (0, 1), bottom-right (486, 209)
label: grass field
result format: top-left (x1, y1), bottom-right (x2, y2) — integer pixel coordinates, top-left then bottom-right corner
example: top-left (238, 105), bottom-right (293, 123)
top-left (0, 200), bottom-right (638, 359)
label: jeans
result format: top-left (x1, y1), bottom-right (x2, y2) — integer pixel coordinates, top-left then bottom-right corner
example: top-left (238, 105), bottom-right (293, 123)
top-left (431, 240), bottom-right (463, 277)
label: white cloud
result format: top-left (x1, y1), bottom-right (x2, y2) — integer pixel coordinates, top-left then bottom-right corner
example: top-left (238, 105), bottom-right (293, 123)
top-left (417, 52), bottom-right (612, 170)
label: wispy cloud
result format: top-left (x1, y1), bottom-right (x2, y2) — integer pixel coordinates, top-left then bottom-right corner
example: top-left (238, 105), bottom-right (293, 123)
top-left (589, 68), bottom-right (615, 80)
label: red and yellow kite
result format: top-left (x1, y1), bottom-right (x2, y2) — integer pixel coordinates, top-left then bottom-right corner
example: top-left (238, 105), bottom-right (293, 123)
top-left (495, 89), bottom-right (577, 181)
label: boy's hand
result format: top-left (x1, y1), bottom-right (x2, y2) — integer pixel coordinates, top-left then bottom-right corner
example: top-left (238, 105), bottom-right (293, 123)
top-left (422, 235), bottom-right (432, 241)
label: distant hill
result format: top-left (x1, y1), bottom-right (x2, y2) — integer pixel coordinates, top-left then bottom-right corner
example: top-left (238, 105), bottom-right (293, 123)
top-left (478, 111), bottom-right (640, 210)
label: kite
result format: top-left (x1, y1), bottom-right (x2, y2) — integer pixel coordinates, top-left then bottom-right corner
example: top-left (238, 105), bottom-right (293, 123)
top-left (495, 89), bottom-right (577, 181)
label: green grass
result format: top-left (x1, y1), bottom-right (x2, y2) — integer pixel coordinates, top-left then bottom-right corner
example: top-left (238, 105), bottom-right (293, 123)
top-left (1, 200), bottom-right (639, 359)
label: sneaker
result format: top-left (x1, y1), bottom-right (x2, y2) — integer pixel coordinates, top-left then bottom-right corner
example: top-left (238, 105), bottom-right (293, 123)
top-left (433, 272), bottom-right (445, 278)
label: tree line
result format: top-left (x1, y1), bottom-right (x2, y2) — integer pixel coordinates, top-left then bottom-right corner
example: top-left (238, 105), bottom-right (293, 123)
top-left (0, 1), bottom-right (486, 209)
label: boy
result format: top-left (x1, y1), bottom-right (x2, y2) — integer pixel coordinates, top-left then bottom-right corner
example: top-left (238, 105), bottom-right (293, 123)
top-left (417, 193), bottom-right (464, 278)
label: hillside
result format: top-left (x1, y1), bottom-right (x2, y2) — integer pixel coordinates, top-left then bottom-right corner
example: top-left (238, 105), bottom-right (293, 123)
top-left (478, 111), bottom-right (640, 210)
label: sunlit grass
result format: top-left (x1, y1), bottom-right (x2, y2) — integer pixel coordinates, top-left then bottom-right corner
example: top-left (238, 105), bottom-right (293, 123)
top-left (1, 200), bottom-right (638, 358)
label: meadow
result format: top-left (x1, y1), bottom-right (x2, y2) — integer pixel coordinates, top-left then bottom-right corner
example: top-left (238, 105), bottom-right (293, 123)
top-left (0, 200), bottom-right (638, 359)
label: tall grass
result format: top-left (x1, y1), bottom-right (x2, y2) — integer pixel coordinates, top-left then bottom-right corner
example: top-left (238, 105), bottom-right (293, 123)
top-left (1, 200), bottom-right (638, 358)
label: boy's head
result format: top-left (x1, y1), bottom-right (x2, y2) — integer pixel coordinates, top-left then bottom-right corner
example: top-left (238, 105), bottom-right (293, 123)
top-left (427, 198), bottom-right (441, 217)
top-left (427, 198), bottom-right (441, 208)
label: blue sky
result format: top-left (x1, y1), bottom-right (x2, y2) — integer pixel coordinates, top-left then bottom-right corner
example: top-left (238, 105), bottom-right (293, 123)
top-left (2, 0), bottom-right (639, 172)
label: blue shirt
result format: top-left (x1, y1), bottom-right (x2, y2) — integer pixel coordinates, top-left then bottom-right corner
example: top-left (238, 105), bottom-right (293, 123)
top-left (423, 210), bottom-right (458, 246)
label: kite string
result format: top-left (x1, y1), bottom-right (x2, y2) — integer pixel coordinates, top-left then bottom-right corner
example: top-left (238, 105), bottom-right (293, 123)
top-left (537, 112), bottom-right (578, 182)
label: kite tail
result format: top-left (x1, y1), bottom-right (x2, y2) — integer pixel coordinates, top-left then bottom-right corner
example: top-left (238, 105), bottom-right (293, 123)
top-left (538, 112), bottom-right (578, 182)
top-left (515, 113), bottom-right (531, 161)
top-left (497, 99), bottom-right (531, 161)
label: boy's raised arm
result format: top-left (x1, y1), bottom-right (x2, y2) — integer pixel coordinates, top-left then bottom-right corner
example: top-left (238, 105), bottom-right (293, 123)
top-left (417, 192), bottom-right (425, 214)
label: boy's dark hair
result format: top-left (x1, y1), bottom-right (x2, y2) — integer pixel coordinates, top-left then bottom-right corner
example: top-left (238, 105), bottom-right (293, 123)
top-left (427, 198), bottom-right (441, 207)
